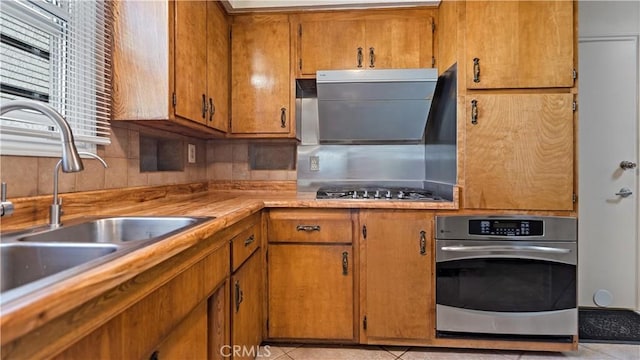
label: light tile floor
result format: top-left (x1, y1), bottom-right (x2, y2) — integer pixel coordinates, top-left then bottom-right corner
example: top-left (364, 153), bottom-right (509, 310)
top-left (257, 342), bottom-right (640, 360)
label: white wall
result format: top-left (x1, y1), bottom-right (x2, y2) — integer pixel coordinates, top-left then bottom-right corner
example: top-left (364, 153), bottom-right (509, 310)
top-left (579, 1), bottom-right (640, 37)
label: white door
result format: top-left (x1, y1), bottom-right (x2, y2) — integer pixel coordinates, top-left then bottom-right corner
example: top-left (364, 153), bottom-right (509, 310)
top-left (578, 36), bottom-right (639, 310)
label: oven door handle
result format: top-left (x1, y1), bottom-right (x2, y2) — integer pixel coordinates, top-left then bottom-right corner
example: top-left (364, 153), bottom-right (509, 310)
top-left (440, 245), bottom-right (571, 254)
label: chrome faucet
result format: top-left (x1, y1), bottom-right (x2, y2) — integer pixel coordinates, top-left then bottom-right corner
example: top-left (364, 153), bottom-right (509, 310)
top-left (51, 152), bottom-right (108, 227)
top-left (0, 99), bottom-right (105, 226)
top-left (0, 99), bottom-right (84, 172)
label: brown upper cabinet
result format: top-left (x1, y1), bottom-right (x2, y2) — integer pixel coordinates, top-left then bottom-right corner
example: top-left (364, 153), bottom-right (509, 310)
top-left (296, 9), bottom-right (436, 76)
top-left (112, 0), bottom-right (229, 137)
top-left (230, 15), bottom-right (292, 136)
top-left (463, 93), bottom-right (575, 210)
top-left (206, 1), bottom-right (231, 132)
top-left (465, 1), bottom-right (574, 89)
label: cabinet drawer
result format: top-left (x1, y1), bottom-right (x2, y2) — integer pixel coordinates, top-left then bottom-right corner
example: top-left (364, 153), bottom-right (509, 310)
top-left (204, 242), bottom-right (231, 291)
top-left (268, 209), bottom-right (353, 244)
top-left (231, 223), bottom-right (261, 272)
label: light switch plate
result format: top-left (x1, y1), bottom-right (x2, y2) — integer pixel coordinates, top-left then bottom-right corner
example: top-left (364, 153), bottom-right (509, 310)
top-left (187, 144), bottom-right (196, 163)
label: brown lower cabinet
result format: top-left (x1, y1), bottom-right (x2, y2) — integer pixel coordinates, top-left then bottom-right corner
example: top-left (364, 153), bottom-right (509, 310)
top-left (38, 214), bottom-right (263, 360)
top-left (359, 210), bottom-right (434, 344)
top-left (267, 209), bottom-right (357, 342)
top-left (52, 238), bottom-right (230, 360)
top-left (268, 244), bottom-right (354, 340)
top-left (231, 250), bottom-right (263, 360)
top-left (155, 300), bottom-right (209, 359)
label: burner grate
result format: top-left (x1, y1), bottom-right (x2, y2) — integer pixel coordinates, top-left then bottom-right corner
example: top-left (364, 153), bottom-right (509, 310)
top-left (316, 186), bottom-right (442, 202)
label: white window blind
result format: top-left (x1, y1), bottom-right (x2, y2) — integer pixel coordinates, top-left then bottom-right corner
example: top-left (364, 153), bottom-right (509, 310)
top-left (0, 0), bottom-right (112, 156)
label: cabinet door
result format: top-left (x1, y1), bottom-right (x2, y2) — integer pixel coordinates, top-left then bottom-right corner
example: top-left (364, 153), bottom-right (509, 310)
top-left (231, 250), bottom-right (263, 360)
top-left (299, 20), bottom-right (365, 75)
top-left (465, 1), bottom-right (574, 89)
top-left (464, 94), bottom-right (574, 210)
top-left (268, 244), bottom-right (354, 340)
top-left (175, 0), bottom-right (208, 124)
top-left (361, 210), bottom-right (433, 342)
top-left (365, 17), bottom-right (433, 69)
top-left (156, 301), bottom-right (208, 359)
top-left (206, 1), bottom-right (229, 132)
top-left (209, 281), bottom-right (229, 360)
top-left (231, 20), bottom-right (291, 134)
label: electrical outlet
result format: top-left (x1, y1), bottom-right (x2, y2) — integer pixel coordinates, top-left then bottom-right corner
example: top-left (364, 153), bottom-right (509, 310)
top-left (309, 156), bottom-right (320, 171)
top-left (188, 144), bottom-right (196, 163)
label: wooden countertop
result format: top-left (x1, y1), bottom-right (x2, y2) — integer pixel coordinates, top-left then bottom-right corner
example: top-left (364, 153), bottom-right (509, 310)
top-left (0, 185), bottom-right (458, 345)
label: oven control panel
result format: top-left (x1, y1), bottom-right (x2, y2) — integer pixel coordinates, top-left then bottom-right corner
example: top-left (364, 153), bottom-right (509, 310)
top-left (469, 219), bottom-right (543, 236)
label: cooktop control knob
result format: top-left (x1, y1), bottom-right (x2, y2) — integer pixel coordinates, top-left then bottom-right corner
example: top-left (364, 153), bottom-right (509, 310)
top-left (385, 190), bottom-right (392, 199)
top-left (398, 191), bottom-right (405, 199)
top-left (374, 190), bottom-right (381, 199)
top-left (363, 190), bottom-right (369, 198)
top-left (352, 191), bottom-right (358, 199)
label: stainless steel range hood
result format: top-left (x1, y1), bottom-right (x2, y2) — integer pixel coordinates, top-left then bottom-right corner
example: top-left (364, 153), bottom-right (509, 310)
top-left (316, 68), bottom-right (438, 144)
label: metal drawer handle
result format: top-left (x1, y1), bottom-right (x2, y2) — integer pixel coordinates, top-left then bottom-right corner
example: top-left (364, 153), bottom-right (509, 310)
top-left (201, 94), bottom-right (207, 118)
top-left (209, 97), bottom-right (215, 121)
top-left (342, 251), bottom-right (349, 275)
top-left (296, 225), bottom-right (320, 232)
top-left (357, 47), bottom-right (363, 68)
top-left (471, 99), bottom-right (478, 125)
top-left (473, 57), bottom-right (480, 83)
top-left (234, 280), bottom-right (243, 313)
top-left (441, 245), bottom-right (571, 254)
top-left (369, 47), bottom-right (375, 68)
top-left (244, 234), bottom-right (255, 246)
top-left (280, 107), bottom-right (286, 128)
top-left (419, 230), bottom-right (427, 255)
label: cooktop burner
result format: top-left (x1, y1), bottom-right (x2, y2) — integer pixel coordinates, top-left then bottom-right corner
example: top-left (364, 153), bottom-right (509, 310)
top-left (316, 186), bottom-right (443, 201)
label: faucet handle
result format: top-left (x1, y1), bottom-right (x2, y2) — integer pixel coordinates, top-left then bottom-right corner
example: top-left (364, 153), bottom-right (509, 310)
top-left (1, 182), bottom-right (15, 217)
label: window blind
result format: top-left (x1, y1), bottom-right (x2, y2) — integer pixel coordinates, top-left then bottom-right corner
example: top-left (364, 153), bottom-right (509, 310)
top-left (0, 0), bottom-right (112, 156)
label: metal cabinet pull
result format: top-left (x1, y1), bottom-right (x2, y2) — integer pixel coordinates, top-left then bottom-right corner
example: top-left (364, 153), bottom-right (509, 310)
top-left (615, 188), bottom-right (633, 198)
top-left (244, 234), bottom-right (255, 246)
top-left (369, 47), bottom-right (375, 68)
top-left (209, 97), bottom-right (215, 121)
top-left (296, 225), bottom-right (320, 232)
top-left (342, 251), bottom-right (349, 275)
top-left (201, 94), bottom-right (207, 118)
top-left (357, 47), bottom-right (363, 68)
top-left (473, 57), bottom-right (480, 83)
top-left (620, 161), bottom-right (637, 170)
top-left (280, 107), bottom-right (287, 128)
top-left (234, 280), bottom-right (243, 313)
top-left (471, 99), bottom-right (478, 125)
top-left (419, 230), bottom-right (427, 255)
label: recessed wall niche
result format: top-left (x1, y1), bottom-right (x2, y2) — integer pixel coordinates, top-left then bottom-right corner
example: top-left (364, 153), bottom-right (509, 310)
top-left (249, 142), bottom-right (296, 170)
top-left (140, 135), bottom-right (184, 172)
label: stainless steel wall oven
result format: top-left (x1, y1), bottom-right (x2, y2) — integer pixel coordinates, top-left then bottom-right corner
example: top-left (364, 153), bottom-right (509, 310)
top-left (435, 216), bottom-right (577, 341)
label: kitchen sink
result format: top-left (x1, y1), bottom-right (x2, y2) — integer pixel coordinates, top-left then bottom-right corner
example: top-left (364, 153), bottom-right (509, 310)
top-left (0, 243), bottom-right (119, 293)
top-left (0, 216), bottom-right (213, 304)
top-left (15, 217), bottom-right (209, 244)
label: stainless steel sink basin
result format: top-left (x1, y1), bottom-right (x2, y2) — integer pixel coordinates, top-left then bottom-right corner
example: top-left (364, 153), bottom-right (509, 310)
top-left (0, 243), bottom-right (118, 293)
top-left (0, 216), bottom-right (213, 304)
top-left (16, 217), bottom-right (208, 244)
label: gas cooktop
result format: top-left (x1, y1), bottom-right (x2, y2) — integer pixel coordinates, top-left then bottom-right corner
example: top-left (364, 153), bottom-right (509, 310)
top-left (316, 186), bottom-right (443, 202)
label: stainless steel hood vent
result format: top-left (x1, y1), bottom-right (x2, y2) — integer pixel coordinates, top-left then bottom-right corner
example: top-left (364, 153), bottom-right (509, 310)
top-left (316, 68), bottom-right (438, 144)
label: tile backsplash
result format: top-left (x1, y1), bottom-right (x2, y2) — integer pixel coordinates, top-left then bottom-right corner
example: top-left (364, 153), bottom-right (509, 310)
top-left (0, 122), bottom-right (297, 198)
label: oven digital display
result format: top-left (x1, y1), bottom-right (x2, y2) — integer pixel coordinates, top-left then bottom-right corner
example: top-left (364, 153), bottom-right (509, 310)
top-left (470, 219), bottom-right (544, 236)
